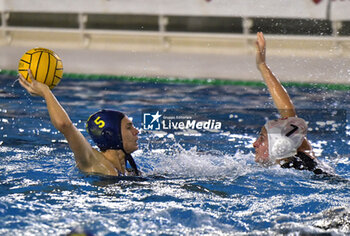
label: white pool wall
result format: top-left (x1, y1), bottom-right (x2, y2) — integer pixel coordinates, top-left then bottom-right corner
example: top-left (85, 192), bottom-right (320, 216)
top-left (1, 0), bottom-right (350, 84)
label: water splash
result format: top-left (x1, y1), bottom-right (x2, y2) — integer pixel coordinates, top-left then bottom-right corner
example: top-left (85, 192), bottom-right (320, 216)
top-left (139, 143), bottom-right (254, 179)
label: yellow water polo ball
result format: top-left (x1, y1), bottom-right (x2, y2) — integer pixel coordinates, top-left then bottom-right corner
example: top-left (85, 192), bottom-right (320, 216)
top-left (18, 48), bottom-right (63, 89)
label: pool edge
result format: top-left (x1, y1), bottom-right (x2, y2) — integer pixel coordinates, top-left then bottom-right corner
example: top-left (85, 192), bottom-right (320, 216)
top-left (2, 69), bottom-right (350, 90)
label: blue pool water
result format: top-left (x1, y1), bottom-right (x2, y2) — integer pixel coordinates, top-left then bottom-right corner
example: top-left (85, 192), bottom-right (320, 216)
top-left (0, 74), bottom-right (350, 235)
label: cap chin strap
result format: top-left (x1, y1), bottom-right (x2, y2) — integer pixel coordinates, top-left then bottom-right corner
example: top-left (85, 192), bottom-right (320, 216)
top-left (122, 149), bottom-right (139, 176)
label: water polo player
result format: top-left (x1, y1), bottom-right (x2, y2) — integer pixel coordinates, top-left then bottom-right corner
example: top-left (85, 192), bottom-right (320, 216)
top-left (253, 32), bottom-right (332, 175)
top-left (19, 70), bottom-right (140, 176)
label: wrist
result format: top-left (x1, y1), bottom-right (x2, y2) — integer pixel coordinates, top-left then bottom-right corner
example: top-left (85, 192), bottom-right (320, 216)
top-left (258, 62), bottom-right (269, 72)
top-left (41, 86), bottom-right (52, 98)
top-left (258, 62), bottom-right (267, 69)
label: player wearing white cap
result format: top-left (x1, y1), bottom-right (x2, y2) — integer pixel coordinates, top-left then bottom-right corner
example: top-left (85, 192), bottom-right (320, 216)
top-left (253, 32), bottom-right (332, 175)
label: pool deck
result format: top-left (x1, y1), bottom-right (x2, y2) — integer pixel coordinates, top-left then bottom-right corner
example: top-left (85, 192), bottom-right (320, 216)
top-left (1, 41), bottom-right (350, 84)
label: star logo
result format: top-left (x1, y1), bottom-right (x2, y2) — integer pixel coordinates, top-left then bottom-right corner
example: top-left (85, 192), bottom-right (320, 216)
top-left (150, 111), bottom-right (162, 124)
top-left (143, 111), bottom-right (162, 130)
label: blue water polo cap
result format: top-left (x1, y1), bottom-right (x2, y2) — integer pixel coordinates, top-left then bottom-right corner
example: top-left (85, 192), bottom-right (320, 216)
top-left (86, 109), bottom-right (125, 151)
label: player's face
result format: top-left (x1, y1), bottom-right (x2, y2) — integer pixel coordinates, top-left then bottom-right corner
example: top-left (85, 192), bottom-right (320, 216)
top-left (121, 116), bottom-right (139, 154)
top-left (253, 127), bottom-right (269, 164)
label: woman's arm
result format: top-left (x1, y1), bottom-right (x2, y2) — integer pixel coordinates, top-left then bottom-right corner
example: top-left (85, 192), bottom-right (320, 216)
top-left (19, 70), bottom-right (96, 169)
top-left (255, 32), bottom-right (312, 153)
top-left (255, 32), bottom-right (296, 118)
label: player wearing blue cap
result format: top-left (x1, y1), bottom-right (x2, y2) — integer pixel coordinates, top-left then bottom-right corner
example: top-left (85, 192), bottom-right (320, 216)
top-left (19, 70), bottom-right (140, 176)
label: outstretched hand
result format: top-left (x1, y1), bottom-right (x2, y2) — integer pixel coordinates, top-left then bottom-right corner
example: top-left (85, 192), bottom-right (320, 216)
top-left (255, 32), bottom-right (266, 68)
top-left (19, 69), bottom-right (49, 97)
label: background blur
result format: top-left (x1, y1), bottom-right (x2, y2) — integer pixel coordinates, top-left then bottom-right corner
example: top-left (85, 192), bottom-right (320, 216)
top-left (1, 0), bottom-right (350, 83)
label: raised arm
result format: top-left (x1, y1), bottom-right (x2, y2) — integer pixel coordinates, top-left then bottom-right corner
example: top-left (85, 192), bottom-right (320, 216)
top-left (19, 70), bottom-right (96, 170)
top-left (255, 32), bottom-right (296, 118)
top-left (255, 33), bottom-right (312, 153)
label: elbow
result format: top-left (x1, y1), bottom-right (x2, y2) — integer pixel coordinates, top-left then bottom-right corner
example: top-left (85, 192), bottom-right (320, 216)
top-left (54, 120), bottom-right (74, 134)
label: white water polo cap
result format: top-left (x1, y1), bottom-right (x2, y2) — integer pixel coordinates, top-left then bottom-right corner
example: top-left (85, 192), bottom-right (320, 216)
top-left (265, 117), bottom-right (308, 162)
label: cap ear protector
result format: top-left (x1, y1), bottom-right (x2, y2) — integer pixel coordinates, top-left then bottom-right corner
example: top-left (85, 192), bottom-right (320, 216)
top-left (271, 136), bottom-right (293, 159)
top-left (265, 117), bottom-right (307, 163)
top-left (101, 127), bottom-right (122, 147)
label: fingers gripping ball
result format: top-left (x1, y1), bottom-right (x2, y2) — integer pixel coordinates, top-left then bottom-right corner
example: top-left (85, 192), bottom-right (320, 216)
top-left (18, 48), bottom-right (63, 89)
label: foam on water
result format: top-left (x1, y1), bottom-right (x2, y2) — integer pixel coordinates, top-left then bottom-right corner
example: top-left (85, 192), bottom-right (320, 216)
top-left (141, 145), bottom-right (253, 179)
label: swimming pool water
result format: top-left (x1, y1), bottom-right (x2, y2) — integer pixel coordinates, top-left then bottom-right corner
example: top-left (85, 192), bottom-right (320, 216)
top-left (0, 74), bottom-right (350, 235)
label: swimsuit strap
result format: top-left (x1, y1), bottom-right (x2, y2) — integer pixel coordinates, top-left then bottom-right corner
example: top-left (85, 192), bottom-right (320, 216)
top-left (123, 149), bottom-right (139, 176)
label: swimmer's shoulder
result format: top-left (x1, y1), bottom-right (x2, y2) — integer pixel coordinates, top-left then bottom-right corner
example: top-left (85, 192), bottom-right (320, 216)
top-left (79, 148), bottom-right (119, 176)
top-left (281, 151), bottom-right (335, 176)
